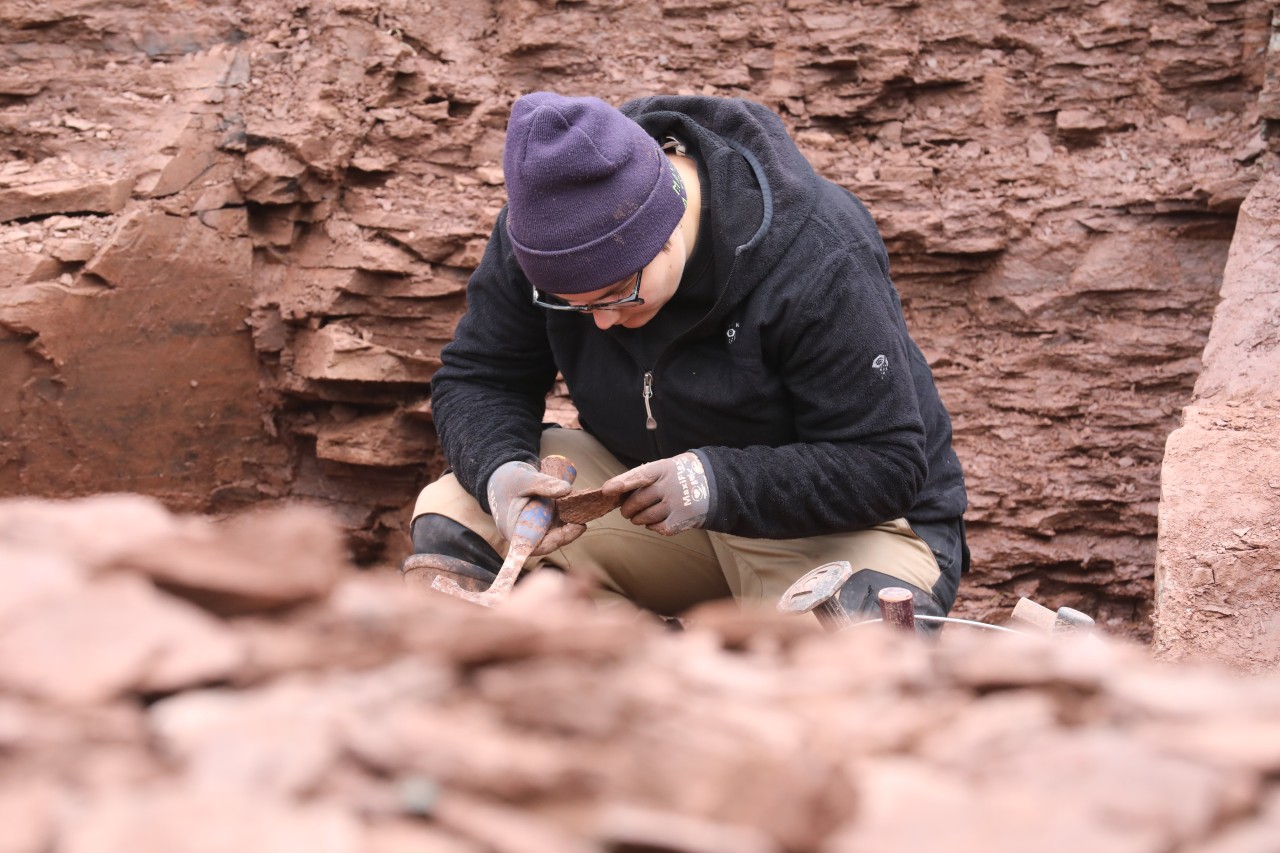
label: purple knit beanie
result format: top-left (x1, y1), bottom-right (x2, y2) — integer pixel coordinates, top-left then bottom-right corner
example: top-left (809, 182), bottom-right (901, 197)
top-left (502, 92), bottom-right (688, 295)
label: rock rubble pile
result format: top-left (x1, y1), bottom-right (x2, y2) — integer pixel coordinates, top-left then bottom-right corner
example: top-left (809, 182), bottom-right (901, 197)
top-left (3, 495), bottom-right (1279, 852)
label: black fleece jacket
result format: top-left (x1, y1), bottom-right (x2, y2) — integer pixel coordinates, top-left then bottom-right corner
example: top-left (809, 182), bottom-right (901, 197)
top-left (430, 95), bottom-right (967, 539)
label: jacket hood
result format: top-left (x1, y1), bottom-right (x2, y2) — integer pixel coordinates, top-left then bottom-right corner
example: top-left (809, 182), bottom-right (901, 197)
top-left (620, 95), bottom-right (822, 321)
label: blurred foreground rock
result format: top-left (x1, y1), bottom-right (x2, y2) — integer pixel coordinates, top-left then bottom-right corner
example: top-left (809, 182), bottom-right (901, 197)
top-left (2, 496), bottom-right (1280, 852)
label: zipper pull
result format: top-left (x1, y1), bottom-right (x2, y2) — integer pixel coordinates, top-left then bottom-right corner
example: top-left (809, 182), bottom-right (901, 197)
top-left (643, 372), bottom-right (657, 430)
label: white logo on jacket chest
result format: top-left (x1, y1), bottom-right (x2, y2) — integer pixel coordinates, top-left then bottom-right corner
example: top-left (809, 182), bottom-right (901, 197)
top-left (726, 322), bottom-right (740, 344)
top-left (872, 354), bottom-right (889, 377)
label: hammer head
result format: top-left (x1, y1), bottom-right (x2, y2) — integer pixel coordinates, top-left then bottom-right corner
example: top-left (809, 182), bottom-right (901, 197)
top-left (777, 561), bottom-right (854, 615)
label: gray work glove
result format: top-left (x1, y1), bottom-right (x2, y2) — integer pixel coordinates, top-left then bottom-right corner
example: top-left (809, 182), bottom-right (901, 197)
top-left (601, 451), bottom-right (711, 535)
top-left (486, 460), bottom-right (584, 556)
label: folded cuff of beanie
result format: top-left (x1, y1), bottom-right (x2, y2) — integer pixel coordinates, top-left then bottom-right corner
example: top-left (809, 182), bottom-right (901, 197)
top-left (508, 154), bottom-right (686, 295)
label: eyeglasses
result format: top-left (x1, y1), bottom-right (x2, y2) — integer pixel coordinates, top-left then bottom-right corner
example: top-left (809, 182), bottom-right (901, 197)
top-left (531, 268), bottom-right (645, 313)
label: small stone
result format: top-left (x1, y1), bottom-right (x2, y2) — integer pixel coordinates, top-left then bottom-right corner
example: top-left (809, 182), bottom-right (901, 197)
top-left (118, 505), bottom-right (346, 615)
top-left (1027, 132), bottom-right (1053, 165)
top-left (0, 576), bottom-right (243, 704)
top-left (1056, 109), bottom-right (1106, 132)
top-left (877, 121), bottom-right (903, 146)
top-left (475, 165), bottom-right (504, 185)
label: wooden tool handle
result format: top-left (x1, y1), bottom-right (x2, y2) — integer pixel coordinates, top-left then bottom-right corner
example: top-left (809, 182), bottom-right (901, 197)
top-left (1010, 597), bottom-right (1058, 634)
top-left (877, 587), bottom-right (916, 632)
top-left (538, 454), bottom-right (576, 484)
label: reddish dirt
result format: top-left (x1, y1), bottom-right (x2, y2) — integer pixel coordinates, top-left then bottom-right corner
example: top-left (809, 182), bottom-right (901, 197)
top-left (0, 0), bottom-right (1277, 645)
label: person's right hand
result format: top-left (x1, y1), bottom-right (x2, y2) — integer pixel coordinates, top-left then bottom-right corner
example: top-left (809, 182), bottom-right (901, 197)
top-left (486, 460), bottom-right (577, 549)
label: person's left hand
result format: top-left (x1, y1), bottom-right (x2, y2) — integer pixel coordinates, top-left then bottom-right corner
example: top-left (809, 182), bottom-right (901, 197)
top-left (601, 452), bottom-right (711, 535)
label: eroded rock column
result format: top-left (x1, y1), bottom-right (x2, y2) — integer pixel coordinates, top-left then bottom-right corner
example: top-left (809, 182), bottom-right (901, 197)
top-left (1154, 173), bottom-right (1280, 672)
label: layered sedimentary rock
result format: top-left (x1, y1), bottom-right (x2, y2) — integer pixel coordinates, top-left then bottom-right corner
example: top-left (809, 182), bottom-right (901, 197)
top-left (1, 0), bottom-right (1275, 633)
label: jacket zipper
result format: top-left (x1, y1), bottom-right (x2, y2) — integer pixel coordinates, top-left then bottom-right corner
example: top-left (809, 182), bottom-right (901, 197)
top-left (642, 371), bottom-right (657, 430)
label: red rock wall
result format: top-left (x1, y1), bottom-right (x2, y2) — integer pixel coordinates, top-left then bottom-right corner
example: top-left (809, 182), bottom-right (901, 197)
top-left (1, 0), bottom-right (1274, 635)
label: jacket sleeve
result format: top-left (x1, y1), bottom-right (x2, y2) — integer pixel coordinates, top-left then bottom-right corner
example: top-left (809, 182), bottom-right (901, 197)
top-left (697, 250), bottom-right (929, 539)
top-left (430, 211), bottom-right (559, 512)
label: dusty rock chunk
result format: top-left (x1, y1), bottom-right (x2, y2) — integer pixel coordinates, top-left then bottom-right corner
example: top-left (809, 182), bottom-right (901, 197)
top-left (1194, 173), bottom-right (1280, 403)
top-left (0, 497), bottom-right (345, 617)
top-left (150, 679), bottom-right (342, 797)
top-left (555, 487), bottom-right (624, 524)
top-left (0, 576), bottom-right (243, 704)
top-left (0, 494), bottom-right (179, 573)
top-left (315, 412), bottom-right (435, 467)
top-left (120, 506), bottom-right (347, 615)
top-left (1056, 108), bottom-right (1107, 133)
top-left (292, 325), bottom-right (434, 384)
top-left (0, 175), bottom-right (134, 223)
top-left (238, 146), bottom-right (316, 205)
top-left (1026, 131), bottom-right (1054, 165)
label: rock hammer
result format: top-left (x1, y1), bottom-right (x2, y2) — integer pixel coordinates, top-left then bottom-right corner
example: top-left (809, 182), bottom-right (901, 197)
top-left (430, 455), bottom-right (577, 607)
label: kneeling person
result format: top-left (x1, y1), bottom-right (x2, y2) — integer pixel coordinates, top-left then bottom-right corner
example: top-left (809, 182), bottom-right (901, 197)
top-left (412, 92), bottom-right (969, 621)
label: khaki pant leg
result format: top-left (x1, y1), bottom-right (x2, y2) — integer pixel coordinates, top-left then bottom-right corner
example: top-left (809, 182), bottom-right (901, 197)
top-left (708, 518), bottom-right (941, 608)
top-left (411, 470), bottom-right (506, 556)
top-left (411, 429), bottom-right (730, 616)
